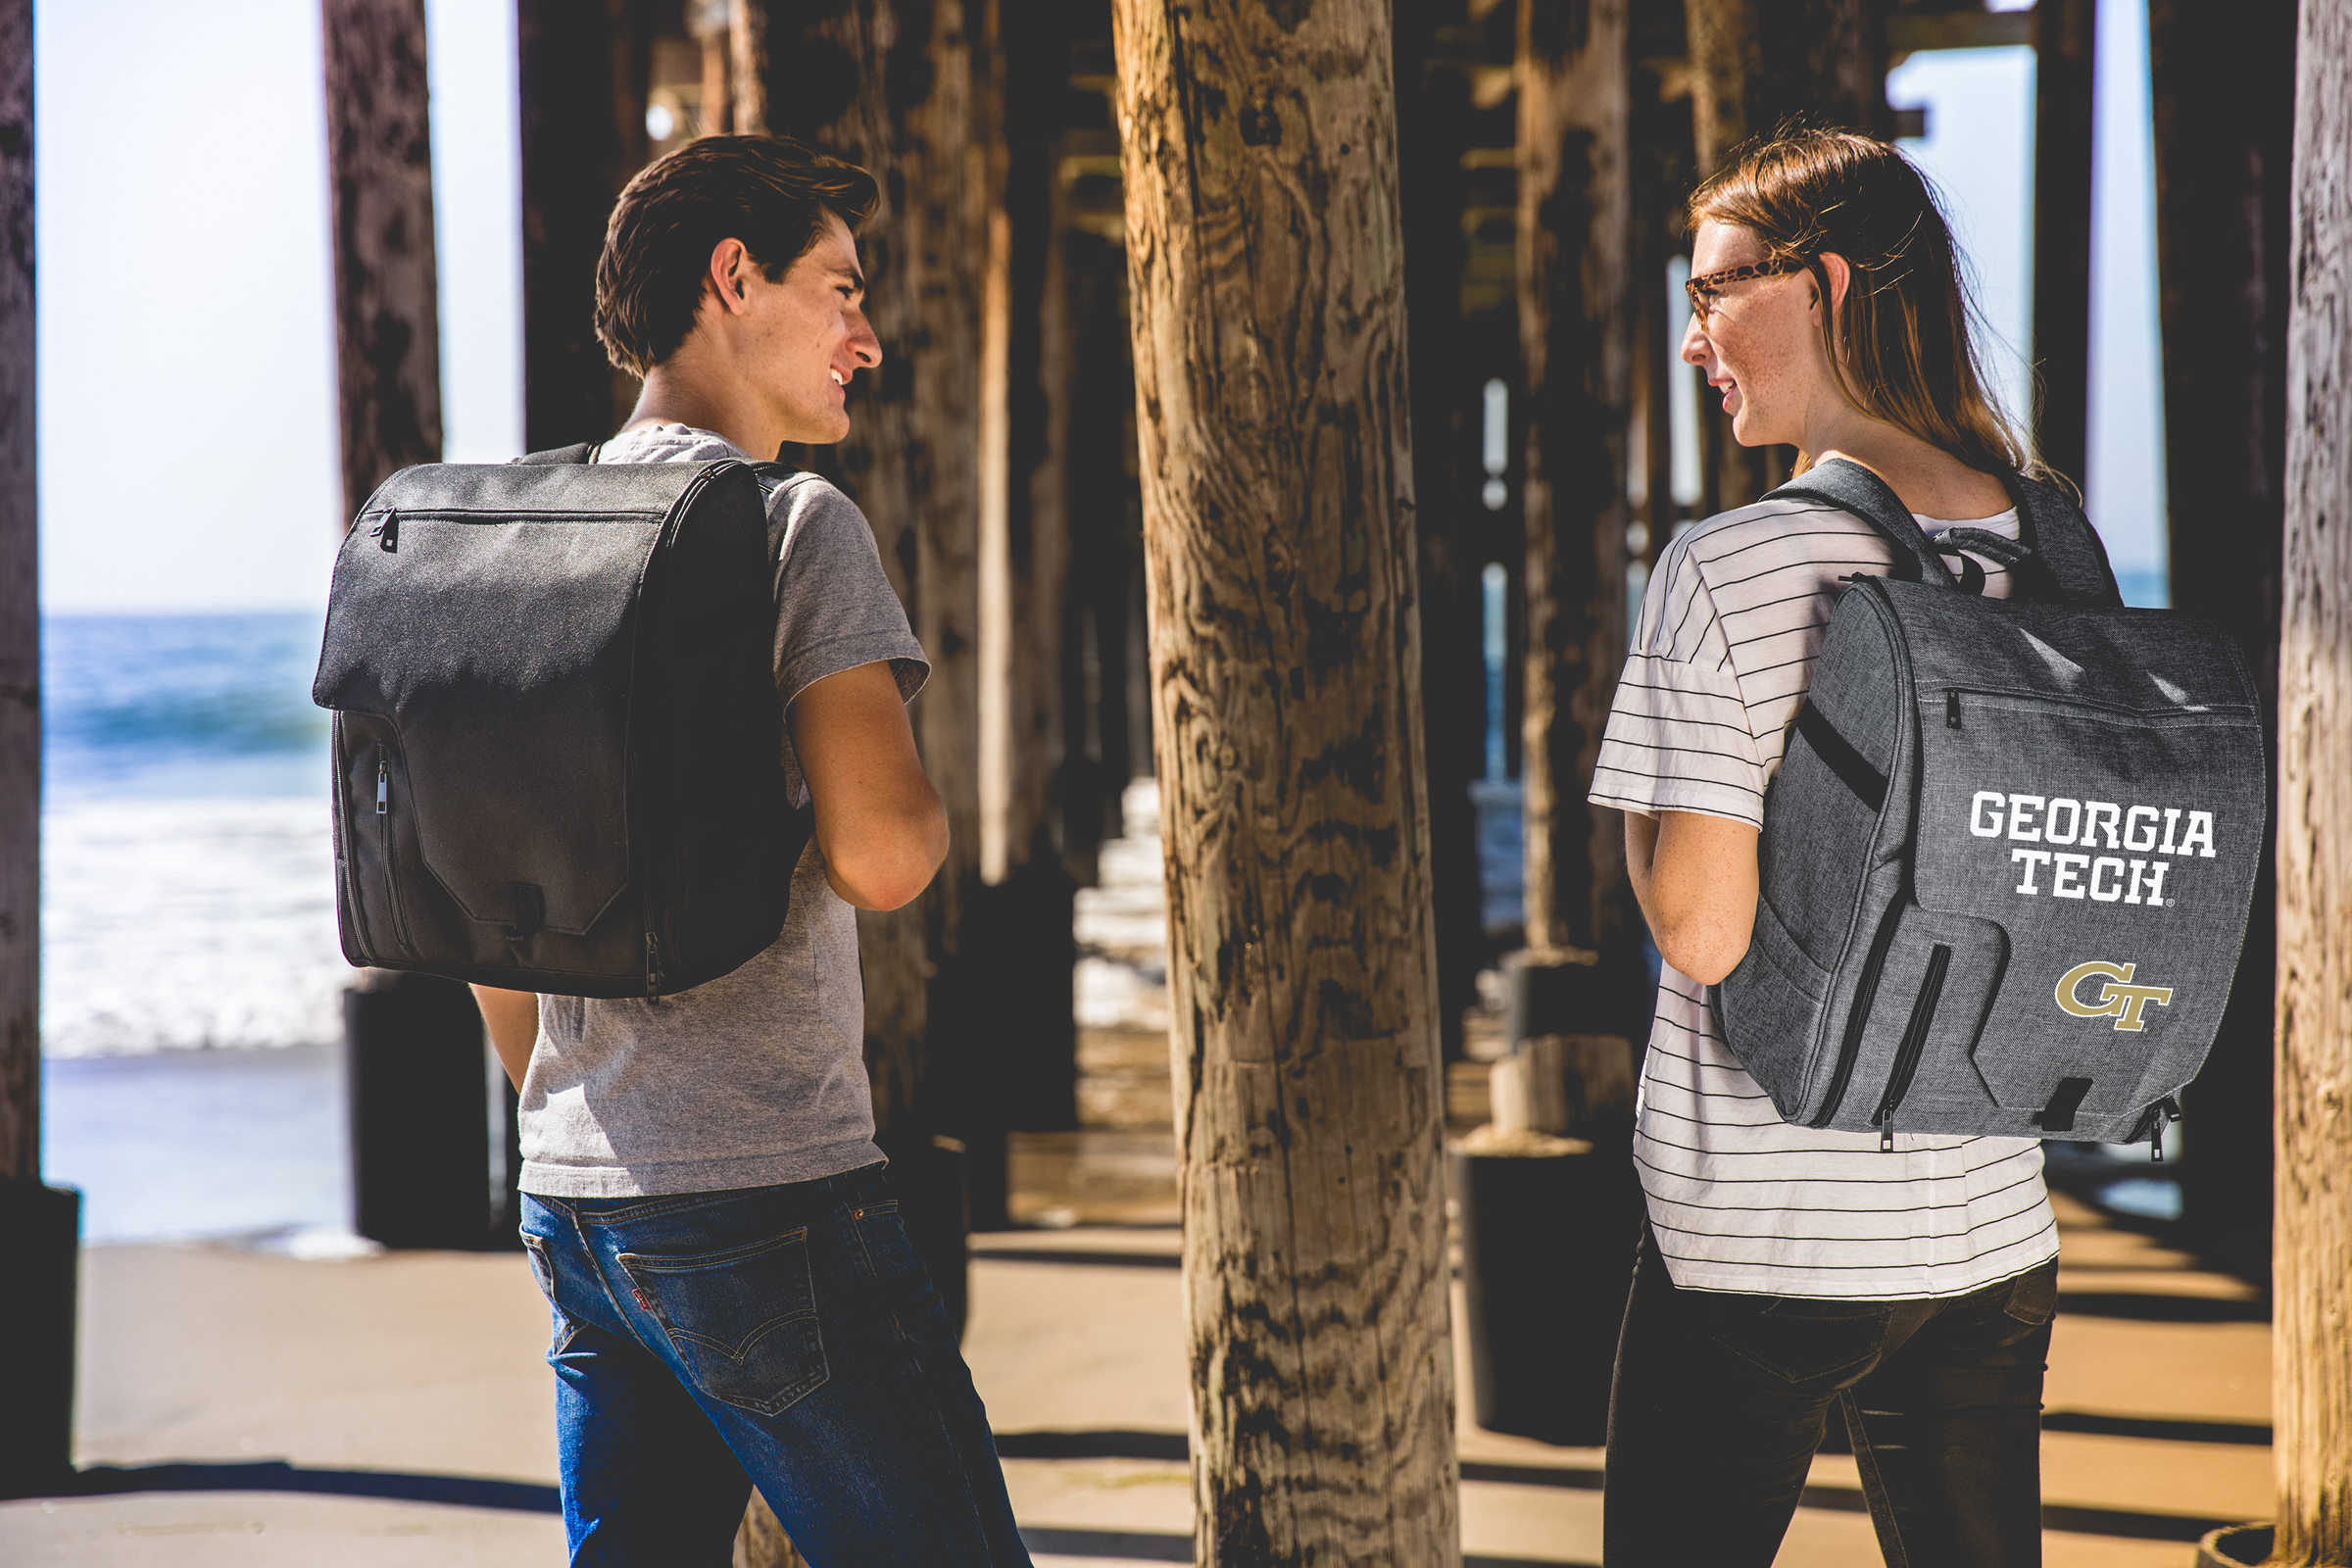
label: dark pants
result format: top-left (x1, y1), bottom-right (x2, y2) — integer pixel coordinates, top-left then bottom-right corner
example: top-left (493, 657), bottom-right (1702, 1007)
top-left (518, 1163), bottom-right (1030, 1568)
top-left (1604, 1226), bottom-right (2056, 1567)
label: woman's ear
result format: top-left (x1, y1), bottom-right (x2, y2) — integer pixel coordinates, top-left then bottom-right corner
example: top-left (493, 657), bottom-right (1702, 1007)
top-left (1814, 252), bottom-right (1854, 318)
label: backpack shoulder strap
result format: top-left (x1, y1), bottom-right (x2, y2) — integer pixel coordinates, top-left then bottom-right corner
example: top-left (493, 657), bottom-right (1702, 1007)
top-left (1768, 458), bottom-right (1958, 588)
top-left (1991, 470), bottom-right (2124, 608)
top-left (510, 442), bottom-right (601, 466)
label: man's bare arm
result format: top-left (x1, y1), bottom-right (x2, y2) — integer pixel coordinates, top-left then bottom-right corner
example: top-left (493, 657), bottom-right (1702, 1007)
top-left (790, 661), bottom-right (949, 910)
top-left (1624, 808), bottom-right (1761, 986)
top-left (473, 985), bottom-right (539, 1091)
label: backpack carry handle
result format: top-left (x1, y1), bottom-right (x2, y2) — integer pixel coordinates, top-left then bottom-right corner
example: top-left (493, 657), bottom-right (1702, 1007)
top-left (513, 443), bottom-right (604, 466)
top-left (1772, 459), bottom-right (1962, 588)
top-left (1770, 458), bottom-right (2123, 608)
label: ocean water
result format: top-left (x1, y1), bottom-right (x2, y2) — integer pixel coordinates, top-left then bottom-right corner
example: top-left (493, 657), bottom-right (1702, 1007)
top-left (41, 612), bottom-right (342, 1056)
top-left (39, 612), bottom-right (352, 1243)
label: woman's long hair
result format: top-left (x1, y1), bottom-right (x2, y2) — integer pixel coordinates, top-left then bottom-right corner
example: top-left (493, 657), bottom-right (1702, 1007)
top-left (1687, 129), bottom-right (2043, 482)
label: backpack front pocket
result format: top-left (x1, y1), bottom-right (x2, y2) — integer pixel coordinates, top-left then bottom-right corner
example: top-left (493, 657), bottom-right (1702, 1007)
top-left (1816, 904), bottom-right (2007, 1136)
top-left (335, 713), bottom-right (422, 961)
top-left (1918, 685), bottom-right (2263, 1131)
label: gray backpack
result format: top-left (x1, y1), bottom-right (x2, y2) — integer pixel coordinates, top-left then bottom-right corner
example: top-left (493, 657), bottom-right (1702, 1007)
top-left (313, 446), bottom-right (810, 1001)
top-left (1713, 460), bottom-right (2265, 1152)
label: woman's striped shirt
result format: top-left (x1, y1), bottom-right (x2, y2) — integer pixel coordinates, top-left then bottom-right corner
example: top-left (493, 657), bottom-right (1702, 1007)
top-left (1590, 493), bottom-right (2061, 1299)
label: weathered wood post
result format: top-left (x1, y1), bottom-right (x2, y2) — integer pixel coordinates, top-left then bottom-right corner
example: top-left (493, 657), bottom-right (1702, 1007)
top-left (2030, 0), bottom-right (2095, 490)
top-left (2148, 0), bottom-right (2296, 1286)
top-left (1680, 0), bottom-right (1888, 511)
top-left (0, 0), bottom-right (80, 1501)
top-left (970, 0), bottom-right (1080, 1138)
top-left (1517, 0), bottom-right (1636, 984)
top-left (1113, 3), bottom-right (1459, 1560)
top-left (737, 0), bottom-right (986, 1250)
top-left (323, 0), bottom-right (442, 513)
top-left (1395, 0), bottom-right (1491, 1061)
top-left (0, 0), bottom-right (37, 1230)
top-left (323, 0), bottom-right (505, 1253)
top-left (731, 11), bottom-right (984, 1555)
top-left (1472, 7), bottom-right (1645, 1449)
top-left (2272, 6), bottom-right (2352, 1559)
top-left (518, 0), bottom-right (651, 451)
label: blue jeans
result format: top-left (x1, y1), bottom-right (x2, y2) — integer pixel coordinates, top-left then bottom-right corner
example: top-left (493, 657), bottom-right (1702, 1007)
top-left (518, 1163), bottom-right (1031, 1567)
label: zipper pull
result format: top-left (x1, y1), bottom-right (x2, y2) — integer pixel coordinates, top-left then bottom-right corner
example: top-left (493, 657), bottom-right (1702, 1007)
top-left (2150, 1096), bottom-right (2180, 1163)
top-left (646, 933), bottom-right (663, 1004)
top-left (377, 510), bottom-right (400, 552)
top-left (1945, 691), bottom-right (1962, 728)
top-left (1881, 1122), bottom-right (1894, 1152)
top-left (375, 761), bottom-right (389, 814)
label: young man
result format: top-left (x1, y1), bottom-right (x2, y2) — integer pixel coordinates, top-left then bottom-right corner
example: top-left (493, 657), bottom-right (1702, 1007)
top-left (471, 135), bottom-right (1031, 1567)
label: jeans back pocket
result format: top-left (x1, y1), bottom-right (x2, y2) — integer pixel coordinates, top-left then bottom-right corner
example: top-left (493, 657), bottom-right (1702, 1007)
top-left (617, 1229), bottom-right (828, 1415)
top-left (519, 1231), bottom-right (584, 1357)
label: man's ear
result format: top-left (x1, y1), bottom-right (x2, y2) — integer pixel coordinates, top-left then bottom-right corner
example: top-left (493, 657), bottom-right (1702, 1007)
top-left (707, 237), bottom-right (755, 318)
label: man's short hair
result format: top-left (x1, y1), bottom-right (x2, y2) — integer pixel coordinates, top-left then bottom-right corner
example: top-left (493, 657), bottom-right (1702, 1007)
top-left (595, 134), bottom-right (881, 377)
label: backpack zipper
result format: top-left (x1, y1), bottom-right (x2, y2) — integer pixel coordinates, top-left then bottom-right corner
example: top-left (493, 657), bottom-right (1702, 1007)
top-left (2146, 1095), bottom-right (2180, 1162)
top-left (1809, 898), bottom-right (1907, 1127)
top-left (375, 750), bottom-right (415, 954)
top-left (1871, 943), bottom-right (1951, 1150)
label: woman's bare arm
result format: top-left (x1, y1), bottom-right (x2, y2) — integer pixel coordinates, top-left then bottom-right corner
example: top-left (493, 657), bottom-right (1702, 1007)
top-left (1625, 809), bottom-right (1762, 985)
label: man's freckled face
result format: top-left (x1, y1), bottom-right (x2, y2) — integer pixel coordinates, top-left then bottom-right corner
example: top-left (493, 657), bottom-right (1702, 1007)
top-left (742, 211), bottom-right (881, 447)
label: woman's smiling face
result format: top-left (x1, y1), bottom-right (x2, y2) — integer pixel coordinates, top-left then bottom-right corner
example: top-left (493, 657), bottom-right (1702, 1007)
top-left (1681, 220), bottom-right (1836, 451)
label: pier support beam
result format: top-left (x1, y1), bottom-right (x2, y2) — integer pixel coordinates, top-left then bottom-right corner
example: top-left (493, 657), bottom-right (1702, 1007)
top-left (2030, 0), bottom-right (2095, 491)
top-left (1517, 0), bottom-right (1638, 993)
top-left (0, 0), bottom-right (78, 1503)
top-left (1680, 0), bottom-right (1889, 510)
top-left (323, 0), bottom-right (442, 514)
top-left (2148, 0), bottom-right (2295, 1286)
top-left (2274, 5), bottom-right (2352, 1556)
top-left (1113, 1), bottom-right (1458, 1558)
top-left (518, 0), bottom-right (654, 450)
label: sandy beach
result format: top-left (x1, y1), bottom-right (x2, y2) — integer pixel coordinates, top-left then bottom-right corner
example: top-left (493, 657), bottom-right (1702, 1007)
top-left (0, 1179), bottom-right (2274, 1567)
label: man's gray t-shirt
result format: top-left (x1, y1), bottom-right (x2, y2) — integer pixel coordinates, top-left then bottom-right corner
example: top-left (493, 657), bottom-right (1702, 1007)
top-left (516, 423), bottom-right (928, 1198)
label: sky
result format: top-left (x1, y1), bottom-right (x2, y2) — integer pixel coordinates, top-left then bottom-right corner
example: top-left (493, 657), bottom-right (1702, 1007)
top-left (33, 0), bottom-right (517, 614)
top-left (33, 0), bottom-right (2169, 614)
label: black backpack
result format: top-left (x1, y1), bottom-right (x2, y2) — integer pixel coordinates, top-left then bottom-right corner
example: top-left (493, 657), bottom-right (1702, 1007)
top-left (313, 445), bottom-right (811, 1000)
top-left (1712, 460), bottom-right (2265, 1151)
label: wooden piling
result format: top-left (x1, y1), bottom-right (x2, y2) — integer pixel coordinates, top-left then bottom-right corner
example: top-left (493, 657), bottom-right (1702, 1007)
top-left (1517, 0), bottom-right (1637, 969)
top-left (1679, 0), bottom-right (1888, 509)
top-left (2274, 6), bottom-right (2352, 1556)
top-left (737, 0), bottom-right (986, 1173)
top-left (1396, 0), bottom-right (1494, 1059)
top-left (0, 0), bottom-right (33, 1201)
top-left (1112, 2), bottom-right (1459, 1558)
top-left (517, 0), bottom-right (654, 451)
top-left (2029, 0), bottom-right (2094, 491)
top-left (321, 0), bottom-right (442, 516)
top-left (967, 0), bottom-right (1080, 1137)
top-left (2147, 0), bottom-right (2296, 1286)
top-left (0, 0), bottom-right (79, 1502)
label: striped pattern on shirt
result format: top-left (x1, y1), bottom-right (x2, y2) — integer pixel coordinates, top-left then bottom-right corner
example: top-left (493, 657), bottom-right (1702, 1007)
top-left (1592, 494), bottom-right (2060, 1299)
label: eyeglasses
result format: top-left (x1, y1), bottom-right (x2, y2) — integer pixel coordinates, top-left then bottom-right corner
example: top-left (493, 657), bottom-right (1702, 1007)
top-left (1685, 259), bottom-right (1807, 321)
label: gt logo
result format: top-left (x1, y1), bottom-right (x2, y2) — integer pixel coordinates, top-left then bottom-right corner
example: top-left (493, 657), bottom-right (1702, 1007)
top-left (2056, 960), bottom-right (2176, 1032)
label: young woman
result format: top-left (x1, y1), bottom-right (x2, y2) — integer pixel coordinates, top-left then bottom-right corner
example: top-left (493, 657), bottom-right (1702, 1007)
top-left (1590, 131), bottom-right (2067, 1567)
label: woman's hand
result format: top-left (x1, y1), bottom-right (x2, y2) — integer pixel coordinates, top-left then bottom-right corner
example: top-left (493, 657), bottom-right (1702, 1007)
top-left (1625, 810), bottom-right (1761, 986)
